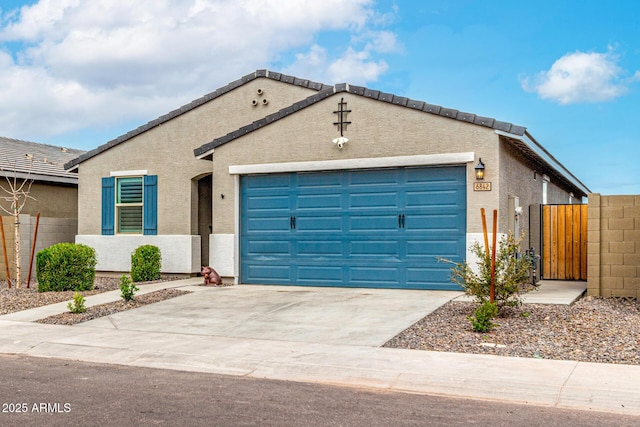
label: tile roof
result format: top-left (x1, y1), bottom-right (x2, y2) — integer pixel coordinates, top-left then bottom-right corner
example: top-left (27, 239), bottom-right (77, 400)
top-left (64, 70), bottom-right (332, 170)
top-left (1, 136), bottom-right (84, 185)
top-left (193, 82), bottom-right (527, 158)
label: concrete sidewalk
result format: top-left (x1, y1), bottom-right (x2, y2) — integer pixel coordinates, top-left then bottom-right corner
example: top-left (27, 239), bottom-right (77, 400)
top-left (1, 279), bottom-right (638, 416)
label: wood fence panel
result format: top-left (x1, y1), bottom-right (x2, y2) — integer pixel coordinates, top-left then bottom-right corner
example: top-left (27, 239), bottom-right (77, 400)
top-left (542, 204), bottom-right (587, 280)
top-left (565, 205), bottom-right (573, 279)
top-left (557, 205), bottom-right (566, 279)
top-left (579, 205), bottom-right (587, 280)
top-left (543, 206), bottom-right (551, 278)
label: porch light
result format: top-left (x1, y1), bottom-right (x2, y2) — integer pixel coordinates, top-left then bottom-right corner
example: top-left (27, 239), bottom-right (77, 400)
top-left (475, 158), bottom-right (485, 180)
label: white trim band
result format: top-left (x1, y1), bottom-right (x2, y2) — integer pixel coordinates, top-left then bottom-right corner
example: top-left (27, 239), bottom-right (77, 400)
top-left (229, 153), bottom-right (475, 175)
top-left (110, 170), bottom-right (148, 177)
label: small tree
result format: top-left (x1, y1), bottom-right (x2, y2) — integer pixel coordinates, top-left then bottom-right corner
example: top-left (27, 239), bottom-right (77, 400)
top-left (441, 232), bottom-right (534, 313)
top-left (0, 161), bottom-right (35, 288)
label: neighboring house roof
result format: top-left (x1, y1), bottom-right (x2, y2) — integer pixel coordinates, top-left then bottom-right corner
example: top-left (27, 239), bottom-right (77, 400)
top-left (64, 70), bottom-right (332, 171)
top-left (0, 136), bottom-right (84, 185)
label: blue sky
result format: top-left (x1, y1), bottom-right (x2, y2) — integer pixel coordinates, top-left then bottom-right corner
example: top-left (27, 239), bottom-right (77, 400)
top-left (1, 1), bottom-right (639, 195)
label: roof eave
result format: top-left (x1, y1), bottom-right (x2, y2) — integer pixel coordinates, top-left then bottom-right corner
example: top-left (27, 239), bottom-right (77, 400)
top-left (495, 129), bottom-right (590, 197)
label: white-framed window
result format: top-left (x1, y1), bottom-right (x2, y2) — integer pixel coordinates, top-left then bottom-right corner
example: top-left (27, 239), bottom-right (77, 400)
top-left (542, 175), bottom-right (550, 205)
top-left (116, 176), bottom-right (144, 234)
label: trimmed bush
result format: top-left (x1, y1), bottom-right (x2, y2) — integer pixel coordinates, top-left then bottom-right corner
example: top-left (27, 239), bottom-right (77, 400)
top-left (36, 243), bottom-right (96, 292)
top-left (131, 245), bottom-right (162, 282)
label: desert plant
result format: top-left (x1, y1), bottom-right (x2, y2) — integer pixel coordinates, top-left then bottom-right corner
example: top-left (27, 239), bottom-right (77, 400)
top-left (130, 245), bottom-right (161, 282)
top-left (119, 274), bottom-right (139, 302)
top-left (468, 301), bottom-right (498, 332)
top-left (36, 243), bottom-right (96, 292)
top-left (67, 292), bottom-right (86, 314)
top-left (442, 232), bottom-right (533, 312)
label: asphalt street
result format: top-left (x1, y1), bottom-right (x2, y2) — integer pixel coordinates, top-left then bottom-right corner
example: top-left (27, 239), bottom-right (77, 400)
top-left (1, 354), bottom-right (638, 427)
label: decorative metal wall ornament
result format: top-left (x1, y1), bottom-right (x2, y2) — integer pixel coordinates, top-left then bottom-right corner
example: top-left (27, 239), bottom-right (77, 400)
top-left (332, 97), bottom-right (351, 149)
top-left (333, 97), bottom-right (351, 135)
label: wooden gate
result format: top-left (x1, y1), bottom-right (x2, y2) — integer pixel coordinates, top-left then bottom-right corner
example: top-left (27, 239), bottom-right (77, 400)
top-left (542, 204), bottom-right (588, 280)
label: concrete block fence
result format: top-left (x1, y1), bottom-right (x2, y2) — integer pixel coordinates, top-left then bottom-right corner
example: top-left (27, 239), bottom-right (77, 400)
top-left (588, 194), bottom-right (640, 299)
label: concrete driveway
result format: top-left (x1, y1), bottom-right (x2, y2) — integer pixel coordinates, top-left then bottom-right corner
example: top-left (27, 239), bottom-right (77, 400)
top-left (78, 284), bottom-right (462, 346)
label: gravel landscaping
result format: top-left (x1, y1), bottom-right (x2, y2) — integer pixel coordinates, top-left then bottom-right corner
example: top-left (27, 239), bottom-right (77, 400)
top-left (384, 296), bottom-right (640, 366)
top-left (0, 277), bottom-right (191, 325)
top-left (35, 288), bottom-right (191, 325)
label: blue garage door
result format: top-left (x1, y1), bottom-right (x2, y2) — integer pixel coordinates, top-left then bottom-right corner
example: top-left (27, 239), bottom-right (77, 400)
top-left (240, 166), bottom-right (466, 290)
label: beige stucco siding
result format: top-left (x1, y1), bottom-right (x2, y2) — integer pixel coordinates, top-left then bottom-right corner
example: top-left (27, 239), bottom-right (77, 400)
top-left (14, 182), bottom-right (78, 218)
top-left (498, 140), bottom-right (543, 247)
top-left (211, 93), bottom-right (501, 235)
top-left (76, 78), bottom-right (317, 235)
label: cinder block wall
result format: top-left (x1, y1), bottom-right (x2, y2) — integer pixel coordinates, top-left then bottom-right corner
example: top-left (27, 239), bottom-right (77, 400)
top-left (587, 194), bottom-right (640, 298)
top-left (0, 215), bottom-right (78, 284)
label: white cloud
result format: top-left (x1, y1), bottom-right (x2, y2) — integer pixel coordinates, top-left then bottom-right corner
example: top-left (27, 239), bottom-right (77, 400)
top-left (0, 0), bottom-right (395, 144)
top-left (520, 49), bottom-right (638, 104)
top-left (284, 30), bottom-right (398, 86)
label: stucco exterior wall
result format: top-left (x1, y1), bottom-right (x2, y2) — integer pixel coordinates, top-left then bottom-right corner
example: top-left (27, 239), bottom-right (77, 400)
top-left (76, 77), bottom-right (317, 236)
top-left (588, 194), bottom-right (640, 299)
top-left (210, 92), bottom-right (501, 236)
top-left (498, 140), bottom-right (543, 249)
top-left (498, 139), bottom-right (583, 252)
top-left (1, 182), bottom-right (78, 219)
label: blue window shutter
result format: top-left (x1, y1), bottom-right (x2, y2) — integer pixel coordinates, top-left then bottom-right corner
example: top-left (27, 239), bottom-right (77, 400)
top-left (101, 177), bottom-right (115, 235)
top-left (143, 175), bottom-right (158, 235)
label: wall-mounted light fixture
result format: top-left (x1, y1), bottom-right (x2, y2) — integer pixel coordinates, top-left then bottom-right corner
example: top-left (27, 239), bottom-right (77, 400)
top-left (332, 136), bottom-right (348, 149)
top-left (475, 158), bottom-right (485, 180)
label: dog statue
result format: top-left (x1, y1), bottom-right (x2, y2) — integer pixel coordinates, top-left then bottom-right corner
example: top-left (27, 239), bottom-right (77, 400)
top-left (201, 266), bottom-right (222, 286)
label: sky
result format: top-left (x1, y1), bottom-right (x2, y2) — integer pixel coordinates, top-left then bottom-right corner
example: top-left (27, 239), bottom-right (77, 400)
top-left (0, 1), bottom-right (639, 195)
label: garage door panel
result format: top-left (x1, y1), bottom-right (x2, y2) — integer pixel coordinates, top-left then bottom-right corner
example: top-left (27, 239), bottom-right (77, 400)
top-left (348, 169), bottom-right (400, 186)
top-left (244, 173), bottom-right (291, 190)
top-left (246, 217), bottom-right (291, 232)
top-left (406, 214), bottom-right (464, 232)
top-left (349, 240), bottom-right (399, 256)
top-left (245, 240), bottom-right (291, 256)
top-left (349, 192), bottom-right (398, 210)
top-left (296, 240), bottom-right (343, 256)
top-left (296, 216), bottom-right (342, 232)
top-left (350, 266), bottom-right (401, 286)
top-left (296, 266), bottom-right (344, 283)
top-left (405, 190), bottom-right (463, 208)
top-left (297, 172), bottom-right (342, 188)
top-left (246, 195), bottom-right (291, 212)
top-left (405, 166), bottom-right (461, 183)
top-left (241, 166), bottom-right (466, 290)
top-left (246, 264), bottom-right (291, 282)
top-left (297, 194), bottom-right (342, 210)
top-left (405, 239), bottom-right (463, 257)
top-left (349, 214), bottom-right (399, 232)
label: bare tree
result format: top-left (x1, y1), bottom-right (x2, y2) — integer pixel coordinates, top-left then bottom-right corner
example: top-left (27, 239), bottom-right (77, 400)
top-left (0, 161), bottom-right (35, 288)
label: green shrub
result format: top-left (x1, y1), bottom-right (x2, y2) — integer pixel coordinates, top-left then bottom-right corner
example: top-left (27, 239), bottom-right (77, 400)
top-left (36, 243), bottom-right (96, 292)
top-left (130, 245), bottom-right (162, 282)
top-left (441, 232), bottom-right (533, 312)
top-left (67, 292), bottom-right (87, 314)
top-left (119, 274), bottom-right (139, 302)
top-left (468, 301), bottom-right (498, 332)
